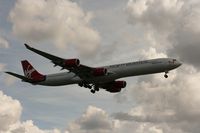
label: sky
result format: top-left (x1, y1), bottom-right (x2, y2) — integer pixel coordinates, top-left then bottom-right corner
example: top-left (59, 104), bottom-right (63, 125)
top-left (1, 0), bottom-right (200, 133)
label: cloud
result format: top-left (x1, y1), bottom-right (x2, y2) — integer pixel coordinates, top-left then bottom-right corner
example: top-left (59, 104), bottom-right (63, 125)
top-left (3, 0), bottom-right (200, 132)
top-left (114, 63), bottom-right (200, 133)
top-left (9, 0), bottom-right (100, 56)
top-left (0, 36), bottom-right (10, 48)
top-left (0, 63), bottom-right (6, 71)
top-left (111, 1), bottom-right (200, 131)
top-left (0, 90), bottom-right (60, 133)
top-left (66, 105), bottom-right (169, 133)
top-left (0, 63), bottom-right (16, 86)
top-left (67, 106), bottom-right (113, 133)
top-left (126, 0), bottom-right (184, 32)
top-left (126, 0), bottom-right (200, 68)
top-left (140, 47), bottom-right (167, 59)
top-left (0, 91), bottom-right (21, 131)
top-left (4, 74), bottom-right (16, 86)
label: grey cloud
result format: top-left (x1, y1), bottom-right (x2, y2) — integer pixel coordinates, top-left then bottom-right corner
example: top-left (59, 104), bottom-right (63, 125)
top-left (112, 111), bottom-right (179, 123)
top-left (114, 63), bottom-right (200, 133)
top-left (112, 112), bottom-right (134, 121)
top-left (126, 0), bottom-right (200, 68)
top-left (168, 8), bottom-right (200, 67)
top-left (126, 0), bottom-right (183, 32)
top-left (67, 105), bottom-right (167, 133)
top-left (0, 36), bottom-right (9, 48)
top-left (67, 105), bottom-right (182, 133)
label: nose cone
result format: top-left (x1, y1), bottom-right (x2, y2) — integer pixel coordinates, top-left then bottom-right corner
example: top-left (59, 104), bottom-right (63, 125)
top-left (176, 61), bottom-right (182, 67)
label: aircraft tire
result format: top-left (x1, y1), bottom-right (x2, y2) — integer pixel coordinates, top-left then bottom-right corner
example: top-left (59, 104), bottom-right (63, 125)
top-left (91, 90), bottom-right (95, 94)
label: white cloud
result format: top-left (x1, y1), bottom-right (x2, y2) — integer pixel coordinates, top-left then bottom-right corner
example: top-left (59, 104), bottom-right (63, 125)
top-left (67, 106), bottom-right (113, 133)
top-left (141, 47), bottom-right (167, 59)
top-left (0, 90), bottom-right (60, 133)
top-left (8, 120), bottom-right (60, 133)
top-left (9, 0), bottom-right (100, 56)
top-left (0, 91), bottom-right (21, 131)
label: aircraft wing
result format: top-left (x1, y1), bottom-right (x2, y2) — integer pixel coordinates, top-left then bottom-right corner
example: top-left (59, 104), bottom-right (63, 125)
top-left (24, 44), bottom-right (99, 79)
top-left (25, 44), bottom-right (64, 66)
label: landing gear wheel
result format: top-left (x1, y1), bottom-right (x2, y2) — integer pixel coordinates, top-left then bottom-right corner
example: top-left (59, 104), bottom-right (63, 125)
top-left (83, 84), bottom-right (92, 89)
top-left (94, 85), bottom-right (99, 91)
top-left (164, 71), bottom-right (169, 78)
top-left (78, 83), bottom-right (83, 87)
top-left (91, 90), bottom-right (95, 94)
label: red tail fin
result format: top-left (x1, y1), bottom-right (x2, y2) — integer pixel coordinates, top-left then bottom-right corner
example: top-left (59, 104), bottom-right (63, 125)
top-left (21, 60), bottom-right (45, 82)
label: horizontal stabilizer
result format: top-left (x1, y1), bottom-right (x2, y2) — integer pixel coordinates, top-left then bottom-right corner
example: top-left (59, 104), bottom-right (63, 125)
top-left (5, 72), bottom-right (32, 83)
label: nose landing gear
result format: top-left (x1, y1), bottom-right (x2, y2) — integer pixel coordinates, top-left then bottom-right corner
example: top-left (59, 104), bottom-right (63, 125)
top-left (164, 71), bottom-right (168, 78)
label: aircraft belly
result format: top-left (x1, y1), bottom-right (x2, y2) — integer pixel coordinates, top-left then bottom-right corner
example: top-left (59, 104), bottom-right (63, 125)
top-left (84, 74), bottom-right (118, 84)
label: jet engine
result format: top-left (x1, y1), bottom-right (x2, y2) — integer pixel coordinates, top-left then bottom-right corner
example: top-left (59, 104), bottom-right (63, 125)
top-left (106, 87), bottom-right (122, 93)
top-left (92, 68), bottom-right (107, 76)
top-left (112, 81), bottom-right (127, 88)
top-left (63, 59), bottom-right (80, 67)
top-left (106, 81), bottom-right (127, 93)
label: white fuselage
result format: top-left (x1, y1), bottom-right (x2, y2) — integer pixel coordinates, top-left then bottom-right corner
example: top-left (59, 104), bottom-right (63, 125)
top-left (38, 58), bottom-right (181, 86)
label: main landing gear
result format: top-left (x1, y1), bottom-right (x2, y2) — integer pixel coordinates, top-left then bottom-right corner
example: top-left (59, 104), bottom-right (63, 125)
top-left (78, 83), bottom-right (99, 94)
top-left (90, 85), bottom-right (100, 94)
top-left (91, 89), bottom-right (95, 94)
top-left (164, 71), bottom-right (168, 78)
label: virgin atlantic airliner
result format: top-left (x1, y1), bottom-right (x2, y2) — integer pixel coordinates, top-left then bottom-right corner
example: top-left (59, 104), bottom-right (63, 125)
top-left (6, 44), bottom-right (182, 93)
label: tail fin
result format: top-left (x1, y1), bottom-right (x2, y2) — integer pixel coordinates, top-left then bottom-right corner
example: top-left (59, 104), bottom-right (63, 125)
top-left (21, 60), bottom-right (45, 82)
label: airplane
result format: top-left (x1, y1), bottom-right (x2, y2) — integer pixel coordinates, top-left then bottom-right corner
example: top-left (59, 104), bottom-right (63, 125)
top-left (6, 44), bottom-right (182, 94)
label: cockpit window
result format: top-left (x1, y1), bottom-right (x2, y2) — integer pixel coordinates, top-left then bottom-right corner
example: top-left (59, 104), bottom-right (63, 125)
top-left (168, 59), bottom-right (176, 64)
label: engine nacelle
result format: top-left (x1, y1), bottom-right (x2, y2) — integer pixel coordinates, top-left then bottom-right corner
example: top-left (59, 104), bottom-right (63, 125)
top-left (63, 59), bottom-right (80, 67)
top-left (106, 88), bottom-right (122, 93)
top-left (112, 81), bottom-right (127, 88)
top-left (92, 68), bottom-right (107, 76)
top-left (106, 81), bottom-right (127, 93)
